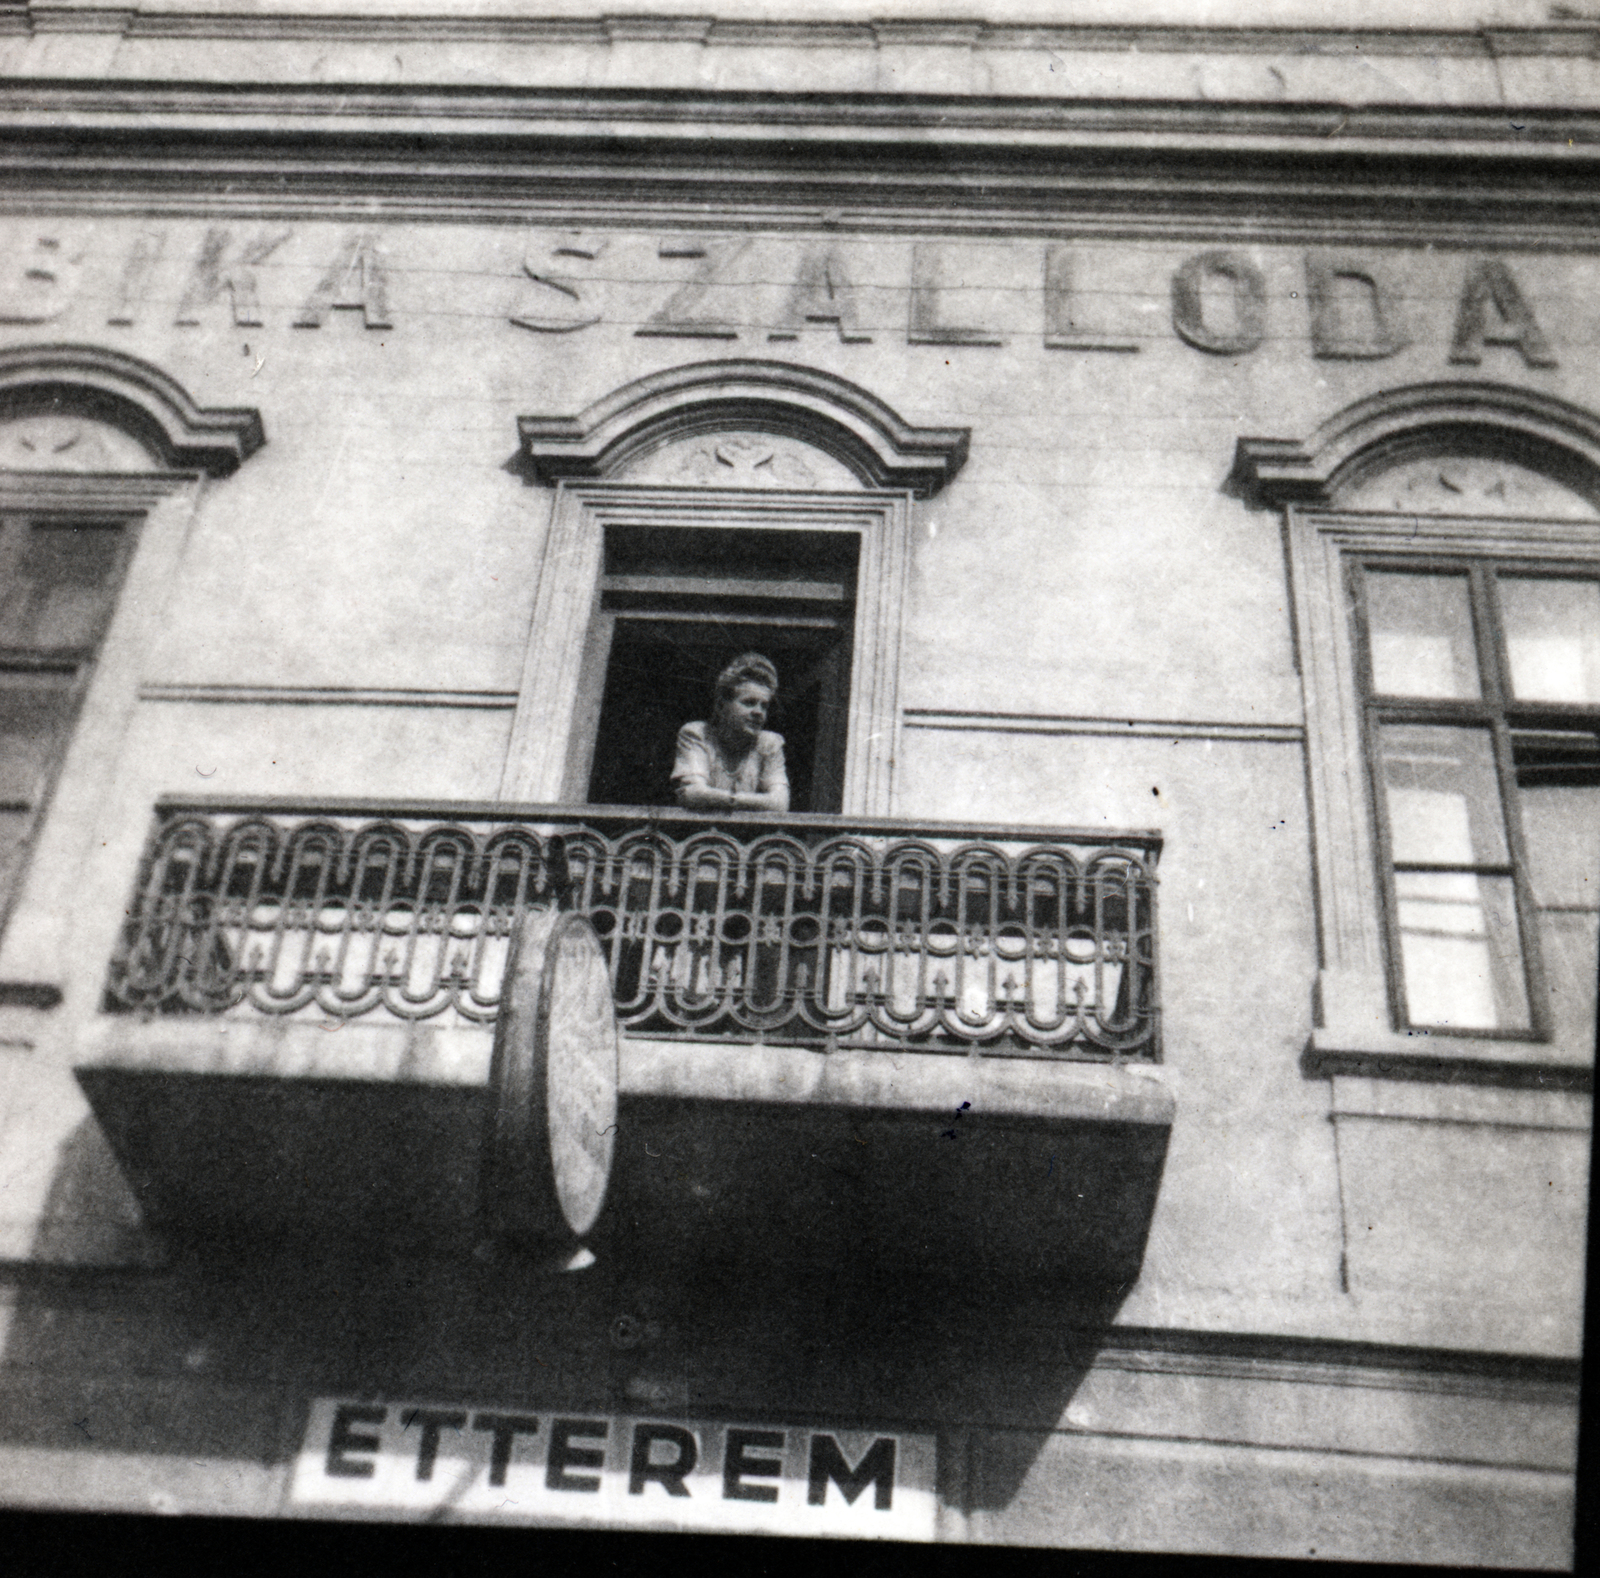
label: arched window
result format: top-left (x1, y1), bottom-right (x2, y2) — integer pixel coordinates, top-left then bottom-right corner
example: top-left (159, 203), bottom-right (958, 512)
top-left (0, 345), bottom-right (261, 938)
top-left (1233, 384), bottom-right (1600, 1077)
top-left (504, 360), bottom-right (967, 815)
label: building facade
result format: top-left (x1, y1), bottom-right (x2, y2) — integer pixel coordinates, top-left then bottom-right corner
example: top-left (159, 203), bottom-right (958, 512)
top-left (0, 3), bottom-right (1591, 1563)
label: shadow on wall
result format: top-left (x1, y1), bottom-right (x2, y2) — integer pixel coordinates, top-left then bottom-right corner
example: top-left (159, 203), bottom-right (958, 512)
top-left (592, 1093), bottom-right (1158, 1510)
top-left (0, 1100), bottom-right (1153, 1517)
top-left (28, 1116), bottom-right (157, 1266)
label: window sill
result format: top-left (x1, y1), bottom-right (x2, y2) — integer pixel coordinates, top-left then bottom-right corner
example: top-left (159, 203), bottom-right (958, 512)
top-left (1328, 1074), bottom-right (1591, 1130)
top-left (1305, 1027), bottom-right (1592, 1092)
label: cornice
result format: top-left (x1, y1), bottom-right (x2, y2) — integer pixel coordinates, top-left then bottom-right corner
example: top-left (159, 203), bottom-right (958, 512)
top-left (9, 80), bottom-right (1600, 142)
top-left (4, 191), bottom-right (1599, 256)
top-left (6, 10), bottom-right (1600, 60)
top-left (6, 81), bottom-right (1600, 245)
top-left (5, 83), bottom-right (1600, 150)
top-left (4, 119), bottom-right (1600, 250)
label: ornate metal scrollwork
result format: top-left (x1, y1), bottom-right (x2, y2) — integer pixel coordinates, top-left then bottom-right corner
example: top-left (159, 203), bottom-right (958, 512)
top-left (104, 803), bottom-right (1161, 1062)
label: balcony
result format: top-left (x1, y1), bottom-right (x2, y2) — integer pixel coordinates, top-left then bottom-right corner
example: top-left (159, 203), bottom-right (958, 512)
top-left (101, 798), bottom-right (1161, 1062)
top-left (77, 800), bottom-right (1171, 1280)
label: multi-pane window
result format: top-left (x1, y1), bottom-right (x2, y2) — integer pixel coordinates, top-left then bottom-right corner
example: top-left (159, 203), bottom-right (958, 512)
top-left (1354, 560), bottom-right (1600, 1036)
top-left (0, 512), bottom-right (132, 921)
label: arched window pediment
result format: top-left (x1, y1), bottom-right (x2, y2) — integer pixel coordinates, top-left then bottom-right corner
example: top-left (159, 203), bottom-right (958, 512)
top-left (515, 359), bottom-right (969, 497)
top-left (0, 344), bottom-right (264, 476)
top-left (1229, 382), bottom-right (1600, 515)
top-left (1338, 454), bottom-right (1597, 520)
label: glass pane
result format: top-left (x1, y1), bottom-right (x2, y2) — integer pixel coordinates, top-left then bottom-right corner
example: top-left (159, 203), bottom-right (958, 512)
top-left (1380, 724), bottom-right (1508, 866)
top-left (1498, 576), bottom-right (1600, 704)
top-left (1518, 783), bottom-right (1600, 910)
top-left (1394, 871), bottom-right (1531, 1031)
top-left (1537, 910), bottom-right (1599, 1056)
top-left (1364, 570), bottom-right (1480, 698)
top-left (0, 807), bottom-right (31, 895)
top-left (0, 672), bottom-right (73, 803)
top-left (1520, 782), bottom-right (1599, 1055)
top-left (0, 524), bottom-right (124, 649)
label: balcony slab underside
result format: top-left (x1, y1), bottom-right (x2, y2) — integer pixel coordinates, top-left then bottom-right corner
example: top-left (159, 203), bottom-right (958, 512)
top-left (74, 1020), bottom-right (1173, 1284)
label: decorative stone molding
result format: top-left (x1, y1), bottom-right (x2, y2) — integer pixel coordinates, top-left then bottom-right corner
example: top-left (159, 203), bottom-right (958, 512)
top-left (0, 413), bottom-right (159, 472)
top-left (1229, 382), bottom-right (1600, 509)
top-left (0, 343), bottom-right (264, 475)
top-left (618, 430), bottom-right (865, 490)
top-left (654, 433), bottom-right (821, 490)
top-left (10, 10), bottom-right (1600, 59)
top-left (516, 361), bottom-right (969, 497)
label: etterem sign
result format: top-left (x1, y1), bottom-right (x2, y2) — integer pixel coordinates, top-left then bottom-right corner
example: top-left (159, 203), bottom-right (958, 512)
top-left (290, 1398), bottom-right (938, 1536)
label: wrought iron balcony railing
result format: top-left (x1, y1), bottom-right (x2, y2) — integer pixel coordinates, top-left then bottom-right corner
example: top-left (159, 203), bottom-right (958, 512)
top-left (103, 800), bottom-right (1161, 1061)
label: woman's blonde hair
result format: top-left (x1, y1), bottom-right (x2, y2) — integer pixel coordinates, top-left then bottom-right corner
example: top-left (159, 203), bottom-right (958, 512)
top-left (715, 652), bottom-right (779, 703)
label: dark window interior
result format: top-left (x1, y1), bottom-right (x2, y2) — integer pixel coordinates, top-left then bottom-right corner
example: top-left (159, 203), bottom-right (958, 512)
top-left (581, 526), bottom-right (858, 813)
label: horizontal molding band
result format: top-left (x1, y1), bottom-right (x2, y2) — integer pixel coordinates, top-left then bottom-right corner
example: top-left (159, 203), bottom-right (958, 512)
top-left (1333, 1111), bottom-right (1590, 1135)
top-left (904, 710), bottom-right (1304, 744)
top-left (1092, 1325), bottom-right (1580, 1393)
top-left (5, 88), bottom-right (1600, 150)
top-left (9, 12), bottom-right (1600, 60)
top-left (1306, 1046), bottom-right (1593, 1094)
top-left (9, 188), bottom-right (1600, 255)
top-left (137, 684), bottom-right (519, 709)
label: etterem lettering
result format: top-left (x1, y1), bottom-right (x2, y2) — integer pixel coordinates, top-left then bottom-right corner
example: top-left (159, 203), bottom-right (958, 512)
top-left (546, 1418), bottom-right (608, 1492)
top-left (324, 1404), bottom-right (385, 1479)
top-left (404, 1408), bottom-right (467, 1482)
top-left (472, 1413), bottom-right (542, 1486)
top-left (808, 1434), bottom-right (896, 1509)
top-left (629, 1422), bottom-right (699, 1496)
top-left (722, 1427), bottom-right (785, 1502)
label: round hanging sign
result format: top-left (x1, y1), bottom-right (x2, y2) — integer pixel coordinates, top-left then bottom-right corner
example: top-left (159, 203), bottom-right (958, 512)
top-left (482, 909), bottom-right (619, 1249)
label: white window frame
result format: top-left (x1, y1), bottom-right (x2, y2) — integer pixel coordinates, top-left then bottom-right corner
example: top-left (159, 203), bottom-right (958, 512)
top-left (0, 345), bottom-right (263, 997)
top-left (498, 483), bottom-right (913, 817)
top-left (1287, 503), bottom-right (1600, 1076)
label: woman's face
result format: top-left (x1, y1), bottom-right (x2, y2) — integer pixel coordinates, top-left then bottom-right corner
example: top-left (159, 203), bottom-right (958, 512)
top-left (716, 681), bottom-right (772, 743)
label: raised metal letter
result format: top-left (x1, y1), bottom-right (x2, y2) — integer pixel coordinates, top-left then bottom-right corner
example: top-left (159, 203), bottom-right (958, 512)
top-left (1171, 249), bottom-right (1267, 355)
top-left (637, 239), bottom-right (745, 339)
top-left (175, 228), bottom-right (291, 327)
top-left (511, 235), bottom-right (606, 333)
top-left (294, 234), bottom-right (394, 330)
top-left (908, 244), bottom-right (1004, 346)
top-left (1042, 245), bottom-right (1138, 352)
top-left (769, 249), bottom-right (872, 343)
top-left (1305, 253), bottom-right (1409, 360)
top-left (1449, 258), bottom-right (1557, 369)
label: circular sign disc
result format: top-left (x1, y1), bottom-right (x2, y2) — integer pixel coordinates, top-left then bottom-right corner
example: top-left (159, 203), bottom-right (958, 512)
top-left (483, 910), bottom-right (619, 1249)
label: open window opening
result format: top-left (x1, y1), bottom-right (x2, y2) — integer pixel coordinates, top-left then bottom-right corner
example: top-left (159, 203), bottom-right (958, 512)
top-left (573, 526), bottom-right (859, 812)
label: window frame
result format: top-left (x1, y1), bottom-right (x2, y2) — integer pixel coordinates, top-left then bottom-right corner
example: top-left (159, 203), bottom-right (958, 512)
top-left (0, 469), bottom-right (205, 997)
top-left (500, 483), bottom-right (914, 817)
top-left (1348, 553), bottom-right (1600, 1039)
top-left (1285, 502), bottom-right (1600, 1076)
top-left (0, 503), bottom-right (143, 934)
